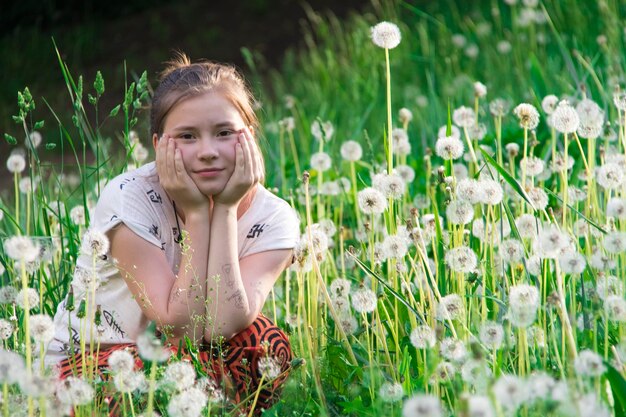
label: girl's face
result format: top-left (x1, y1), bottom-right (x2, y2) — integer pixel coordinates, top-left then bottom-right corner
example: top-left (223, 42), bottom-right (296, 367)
top-left (157, 91), bottom-right (246, 197)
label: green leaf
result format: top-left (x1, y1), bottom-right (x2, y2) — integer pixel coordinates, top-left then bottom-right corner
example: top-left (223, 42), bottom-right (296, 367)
top-left (109, 104), bottom-right (121, 117)
top-left (544, 187), bottom-right (607, 234)
top-left (604, 360), bottom-right (626, 417)
top-left (446, 100), bottom-right (452, 137)
top-left (479, 147), bottom-right (536, 210)
top-left (4, 133), bottom-right (17, 145)
top-left (34, 120), bottom-right (44, 129)
top-left (45, 143), bottom-right (57, 150)
top-left (349, 252), bottom-right (426, 325)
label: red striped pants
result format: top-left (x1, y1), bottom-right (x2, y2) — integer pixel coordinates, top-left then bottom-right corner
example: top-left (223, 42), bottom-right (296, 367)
top-left (57, 314), bottom-right (293, 415)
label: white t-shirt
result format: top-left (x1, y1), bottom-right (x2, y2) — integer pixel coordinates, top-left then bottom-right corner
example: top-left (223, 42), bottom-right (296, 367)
top-left (45, 162), bottom-right (299, 367)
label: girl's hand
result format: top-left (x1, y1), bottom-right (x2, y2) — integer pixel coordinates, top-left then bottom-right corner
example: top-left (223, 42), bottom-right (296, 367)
top-left (156, 134), bottom-right (210, 212)
top-left (213, 127), bottom-right (263, 207)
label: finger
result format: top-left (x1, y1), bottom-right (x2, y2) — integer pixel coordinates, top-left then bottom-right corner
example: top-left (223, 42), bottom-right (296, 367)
top-left (166, 137), bottom-right (175, 183)
top-left (239, 131), bottom-right (252, 177)
top-left (246, 126), bottom-right (263, 182)
top-left (156, 134), bottom-right (168, 177)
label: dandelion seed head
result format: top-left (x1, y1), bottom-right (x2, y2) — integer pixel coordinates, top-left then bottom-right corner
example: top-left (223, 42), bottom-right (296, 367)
top-left (514, 103), bottom-right (540, 129)
top-left (509, 284), bottom-right (540, 310)
top-left (435, 136), bottom-right (464, 160)
top-left (437, 124), bottom-right (461, 140)
top-left (574, 349), bottom-right (606, 377)
top-left (399, 108), bottom-right (413, 124)
top-left (465, 44), bottom-right (479, 58)
top-left (402, 394), bottom-right (443, 417)
top-left (431, 361), bottom-right (456, 383)
top-left (6, 154), bottom-right (26, 174)
top-left (468, 123), bottom-right (487, 141)
top-left (558, 251), bottom-right (586, 274)
top-left (379, 381), bottom-right (404, 403)
top-left (379, 173), bottom-right (406, 199)
top-left (340, 140), bottom-right (363, 162)
top-left (278, 116), bottom-right (295, 132)
top-left (351, 287), bottom-right (377, 314)
top-left (440, 338), bottom-right (467, 363)
top-left (3, 236), bottom-right (40, 263)
top-left (551, 101), bottom-right (580, 133)
top-left (445, 246), bottom-right (478, 274)
top-left (56, 376), bottom-right (95, 406)
top-left (16, 287), bottom-right (38, 310)
top-left (167, 386), bottom-right (208, 417)
top-left (461, 359), bottom-right (492, 388)
top-left (80, 229), bottom-right (110, 258)
top-left (613, 91), bottom-right (626, 111)
top-left (436, 294), bottom-right (464, 321)
top-left (445, 200), bottom-right (474, 225)
top-left (409, 325), bottom-right (436, 349)
top-left (258, 356), bottom-right (282, 380)
top-left (492, 374), bottom-right (528, 412)
top-left (311, 120), bottom-right (334, 142)
top-left (310, 152), bottom-right (332, 172)
top-left (497, 40), bottom-right (512, 54)
top-left (0, 320), bottom-right (12, 341)
top-left (604, 295), bottom-right (626, 322)
top-left (136, 332), bottom-right (170, 363)
top-left (515, 214), bottom-right (540, 240)
top-left (505, 142), bottom-right (520, 158)
top-left (535, 225), bottom-right (570, 259)
top-left (394, 165), bottom-right (415, 183)
top-left (478, 179), bottom-right (503, 205)
top-left (29, 314), bottom-right (54, 343)
top-left (453, 106), bottom-right (476, 128)
top-left (451, 34), bottom-right (466, 48)
top-left (541, 95), bottom-right (559, 114)
top-left (337, 313), bottom-right (358, 335)
top-left (108, 349), bottom-right (135, 374)
top-left (520, 156), bottom-right (545, 177)
top-left (590, 250), bottom-right (616, 271)
top-left (607, 198), bottom-right (626, 219)
top-left (479, 321), bottom-right (504, 349)
top-left (467, 395), bottom-right (495, 417)
top-left (597, 162), bottom-right (624, 189)
top-left (474, 82), bottom-right (487, 98)
top-left (0, 286), bottom-right (17, 305)
top-left (603, 231), bottom-right (626, 254)
top-left (132, 143), bottom-right (149, 164)
top-left (456, 178), bottom-right (483, 204)
top-left (370, 21), bottom-right (402, 49)
top-left (357, 187), bottom-right (387, 215)
top-left (527, 372), bottom-right (556, 403)
top-left (164, 361), bottom-right (196, 391)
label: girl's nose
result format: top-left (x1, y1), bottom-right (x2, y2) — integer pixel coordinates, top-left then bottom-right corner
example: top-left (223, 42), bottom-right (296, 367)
top-left (197, 137), bottom-right (219, 159)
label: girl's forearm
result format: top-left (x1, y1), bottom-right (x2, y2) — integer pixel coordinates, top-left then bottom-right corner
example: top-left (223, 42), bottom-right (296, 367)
top-left (204, 204), bottom-right (251, 341)
top-left (165, 211), bottom-right (211, 341)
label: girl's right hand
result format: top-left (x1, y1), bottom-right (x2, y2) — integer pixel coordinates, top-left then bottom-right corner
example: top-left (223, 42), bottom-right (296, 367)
top-left (156, 134), bottom-right (210, 213)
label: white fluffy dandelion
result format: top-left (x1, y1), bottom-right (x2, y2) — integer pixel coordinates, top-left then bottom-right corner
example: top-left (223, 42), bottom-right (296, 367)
top-left (0, 320), bottom-right (13, 340)
top-left (541, 95), bottom-right (558, 114)
top-left (474, 82), bottom-right (487, 98)
top-left (402, 394), bottom-right (443, 417)
top-left (340, 140), bottom-right (363, 162)
top-left (167, 386), bottom-right (208, 417)
top-left (597, 162), bottom-right (624, 189)
top-left (3, 236), bottom-right (40, 263)
top-left (446, 200), bottom-right (474, 225)
top-left (574, 349), bottom-right (606, 377)
top-left (558, 251), bottom-right (586, 274)
top-left (513, 103), bottom-right (540, 129)
top-left (410, 325), bottom-right (436, 349)
top-left (467, 395), bottom-right (495, 417)
top-left (479, 321), bottom-right (504, 349)
top-left (603, 231), bottom-right (626, 254)
top-left (456, 178), bottom-right (484, 204)
top-left (478, 179), bottom-right (503, 205)
top-left (108, 349), bottom-right (135, 374)
top-left (604, 295), bottom-right (626, 322)
top-left (436, 294), bottom-right (464, 321)
top-left (6, 154), bottom-right (26, 174)
top-left (16, 287), bottom-right (39, 310)
top-left (453, 106), bottom-right (476, 128)
top-left (80, 229), bottom-right (110, 258)
top-left (435, 135), bottom-right (464, 160)
top-left (310, 152), bottom-right (332, 172)
top-left (164, 361), bottom-right (197, 391)
top-left (551, 100), bottom-right (579, 134)
top-left (351, 287), bottom-right (378, 313)
top-left (56, 376), bottom-right (95, 406)
top-left (29, 314), bottom-right (54, 343)
top-left (371, 21), bottom-right (402, 49)
top-left (379, 381), bottom-right (404, 402)
top-left (258, 356), bottom-right (282, 380)
top-left (445, 246), bottom-right (478, 273)
top-left (492, 374), bottom-right (528, 413)
top-left (399, 108), bottom-right (413, 124)
top-left (357, 187), bottom-right (387, 215)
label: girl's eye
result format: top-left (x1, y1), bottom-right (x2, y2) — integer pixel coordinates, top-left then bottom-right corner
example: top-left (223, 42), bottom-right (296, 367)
top-left (217, 130), bottom-right (235, 138)
top-left (179, 133), bottom-right (195, 140)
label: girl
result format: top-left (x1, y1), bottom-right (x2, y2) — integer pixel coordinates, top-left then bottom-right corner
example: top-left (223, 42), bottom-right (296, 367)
top-left (45, 53), bottom-right (300, 413)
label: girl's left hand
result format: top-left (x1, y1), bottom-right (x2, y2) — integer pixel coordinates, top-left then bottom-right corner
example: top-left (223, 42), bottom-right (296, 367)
top-left (213, 126), bottom-right (263, 207)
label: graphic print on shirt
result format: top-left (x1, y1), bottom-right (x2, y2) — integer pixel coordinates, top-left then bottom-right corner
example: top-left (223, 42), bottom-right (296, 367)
top-left (102, 309), bottom-right (127, 338)
top-left (146, 189), bottom-right (162, 204)
top-left (247, 223), bottom-right (267, 239)
top-left (119, 177), bottom-right (136, 190)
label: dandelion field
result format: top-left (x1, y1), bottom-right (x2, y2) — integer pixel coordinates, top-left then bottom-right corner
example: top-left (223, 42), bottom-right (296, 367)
top-left (4, 0), bottom-right (626, 416)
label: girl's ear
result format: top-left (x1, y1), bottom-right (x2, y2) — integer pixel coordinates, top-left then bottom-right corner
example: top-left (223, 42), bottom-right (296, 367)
top-left (152, 133), bottom-right (159, 151)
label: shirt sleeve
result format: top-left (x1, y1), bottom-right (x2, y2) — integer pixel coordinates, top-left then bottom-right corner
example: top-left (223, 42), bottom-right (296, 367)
top-left (91, 175), bottom-right (164, 250)
top-left (241, 200), bottom-right (300, 258)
